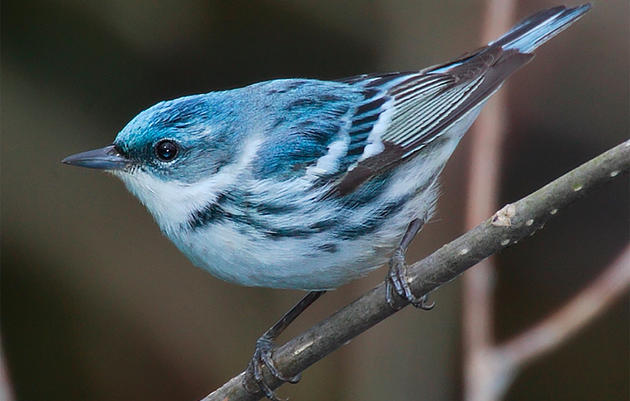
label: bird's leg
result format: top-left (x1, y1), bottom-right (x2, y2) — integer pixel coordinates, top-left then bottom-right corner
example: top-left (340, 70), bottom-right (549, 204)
top-left (386, 218), bottom-right (435, 310)
top-left (244, 290), bottom-right (325, 400)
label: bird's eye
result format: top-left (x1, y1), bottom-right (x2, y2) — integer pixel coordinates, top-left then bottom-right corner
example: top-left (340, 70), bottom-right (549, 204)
top-left (155, 139), bottom-right (179, 161)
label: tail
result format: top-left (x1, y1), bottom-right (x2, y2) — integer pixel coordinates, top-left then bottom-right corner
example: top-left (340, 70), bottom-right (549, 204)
top-left (491, 4), bottom-right (591, 53)
top-left (427, 4), bottom-right (590, 74)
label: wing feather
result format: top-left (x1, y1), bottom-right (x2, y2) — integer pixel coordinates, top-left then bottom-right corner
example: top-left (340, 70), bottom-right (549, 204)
top-left (251, 5), bottom-right (588, 199)
top-left (250, 49), bottom-right (531, 195)
top-left (325, 46), bottom-right (534, 197)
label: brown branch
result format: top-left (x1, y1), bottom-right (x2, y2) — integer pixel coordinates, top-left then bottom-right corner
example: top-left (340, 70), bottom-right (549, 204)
top-left (496, 244), bottom-right (630, 373)
top-left (201, 141), bottom-right (630, 401)
top-left (463, 1), bottom-right (515, 400)
top-left (462, 4), bottom-right (628, 401)
top-left (461, 244), bottom-right (630, 401)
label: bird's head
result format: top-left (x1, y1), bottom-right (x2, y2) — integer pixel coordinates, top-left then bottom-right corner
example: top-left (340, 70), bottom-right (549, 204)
top-left (63, 93), bottom-right (246, 232)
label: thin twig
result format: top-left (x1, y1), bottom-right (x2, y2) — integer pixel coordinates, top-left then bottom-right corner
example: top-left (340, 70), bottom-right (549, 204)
top-left (496, 244), bottom-right (630, 374)
top-left (464, 244), bottom-right (630, 401)
top-left (0, 342), bottom-right (14, 401)
top-left (463, 1), bottom-right (515, 400)
top-left (202, 141), bottom-right (630, 401)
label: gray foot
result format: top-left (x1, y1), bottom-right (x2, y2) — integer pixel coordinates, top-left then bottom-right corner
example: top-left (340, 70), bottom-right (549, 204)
top-left (386, 247), bottom-right (435, 310)
top-left (244, 334), bottom-right (301, 401)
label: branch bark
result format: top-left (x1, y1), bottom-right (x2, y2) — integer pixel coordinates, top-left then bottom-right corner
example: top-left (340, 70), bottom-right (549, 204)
top-left (460, 243), bottom-right (630, 401)
top-left (202, 139), bottom-right (630, 401)
top-left (496, 244), bottom-right (630, 376)
top-left (463, 2), bottom-right (514, 400)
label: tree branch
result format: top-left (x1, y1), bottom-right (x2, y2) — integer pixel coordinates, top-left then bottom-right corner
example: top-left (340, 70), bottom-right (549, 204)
top-left (460, 243), bottom-right (630, 401)
top-left (202, 139), bottom-right (630, 401)
top-left (496, 243), bottom-right (630, 373)
top-left (462, 1), bottom-right (515, 399)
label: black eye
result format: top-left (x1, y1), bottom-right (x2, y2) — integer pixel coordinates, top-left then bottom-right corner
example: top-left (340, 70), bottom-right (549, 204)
top-left (155, 140), bottom-right (179, 161)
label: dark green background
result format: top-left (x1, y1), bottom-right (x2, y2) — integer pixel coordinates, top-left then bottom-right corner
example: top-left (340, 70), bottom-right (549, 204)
top-left (2, 1), bottom-right (628, 400)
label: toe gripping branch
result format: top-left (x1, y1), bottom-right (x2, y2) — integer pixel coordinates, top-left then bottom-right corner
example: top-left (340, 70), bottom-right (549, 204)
top-left (386, 247), bottom-right (435, 310)
top-left (244, 217), bottom-right (433, 399)
top-left (385, 218), bottom-right (435, 310)
top-left (245, 333), bottom-right (301, 401)
top-left (243, 291), bottom-right (325, 401)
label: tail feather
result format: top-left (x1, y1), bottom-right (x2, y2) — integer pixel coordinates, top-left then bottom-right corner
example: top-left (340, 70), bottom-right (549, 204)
top-left (427, 4), bottom-right (590, 75)
top-left (491, 4), bottom-right (591, 53)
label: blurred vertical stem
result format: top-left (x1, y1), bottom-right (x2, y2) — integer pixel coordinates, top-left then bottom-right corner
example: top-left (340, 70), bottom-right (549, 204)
top-left (495, 244), bottom-right (630, 375)
top-left (463, 1), bottom-right (516, 401)
top-left (463, 3), bottom-right (630, 401)
top-left (0, 342), bottom-right (15, 401)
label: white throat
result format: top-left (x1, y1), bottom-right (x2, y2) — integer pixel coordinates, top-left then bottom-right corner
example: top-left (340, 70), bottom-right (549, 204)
top-left (115, 136), bottom-right (262, 235)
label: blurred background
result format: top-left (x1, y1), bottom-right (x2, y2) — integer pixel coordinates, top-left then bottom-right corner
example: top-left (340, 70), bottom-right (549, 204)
top-left (2, 1), bottom-right (628, 400)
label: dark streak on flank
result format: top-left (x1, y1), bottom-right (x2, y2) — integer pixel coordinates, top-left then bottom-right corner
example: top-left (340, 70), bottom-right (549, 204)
top-left (335, 196), bottom-right (409, 240)
top-left (186, 190), bottom-right (341, 240)
top-left (255, 202), bottom-right (298, 215)
top-left (187, 192), bottom-right (232, 229)
top-left (318, 243), bottom-right (338, 253)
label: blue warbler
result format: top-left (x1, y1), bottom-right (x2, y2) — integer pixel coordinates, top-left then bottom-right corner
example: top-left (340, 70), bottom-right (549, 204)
top-left (63, 5), bottom-right (591, 399)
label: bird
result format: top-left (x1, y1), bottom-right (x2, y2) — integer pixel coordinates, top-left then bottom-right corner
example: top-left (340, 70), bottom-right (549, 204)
top-left (62, 4), bottom-right (590, 399)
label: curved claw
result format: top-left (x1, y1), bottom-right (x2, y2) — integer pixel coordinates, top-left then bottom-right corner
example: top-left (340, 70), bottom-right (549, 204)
top-left (244, 336), bottom-right (301, 401)
top-left (412, 294), bottom-right (435, 310)
top-left (386, 247), bottom-right (436, 311)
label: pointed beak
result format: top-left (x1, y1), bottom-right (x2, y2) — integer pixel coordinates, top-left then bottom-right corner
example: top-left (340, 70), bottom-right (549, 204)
top-left (62, 144), bottom-right (130, 170)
